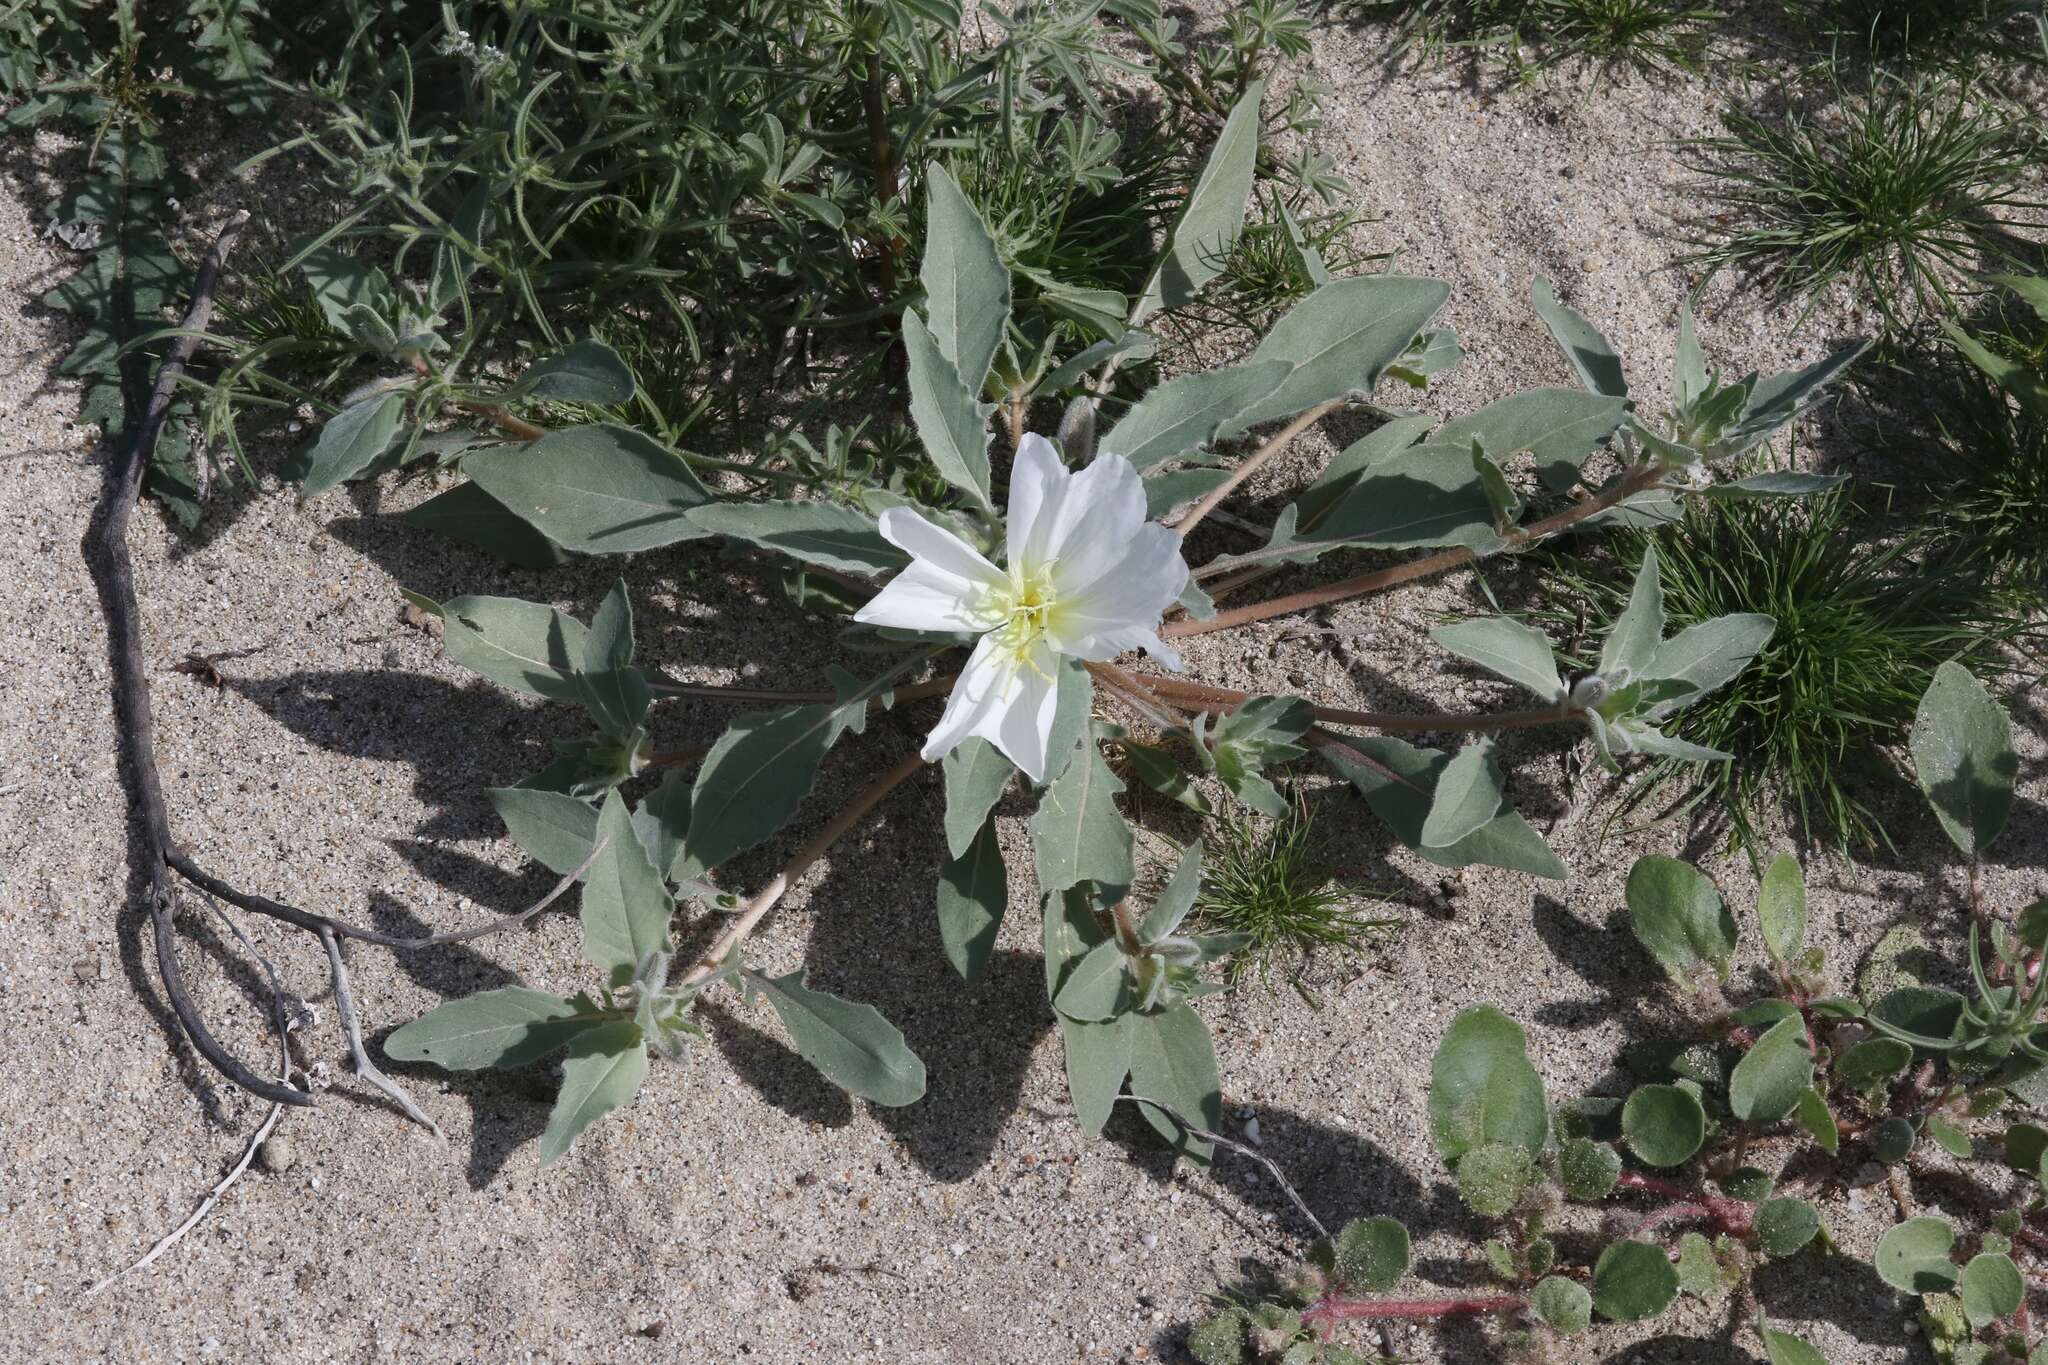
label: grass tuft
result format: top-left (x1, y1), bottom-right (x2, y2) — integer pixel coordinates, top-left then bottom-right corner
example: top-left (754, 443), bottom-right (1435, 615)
top-left (1192, 801), bottom-right (1398, 1002)
top-left (1539, 492), bottom-right (2013, 851)
top-left (1685, 78), bottom-right (2046, 326)
top-left (1786, 0), bottom-right (2048, 73)
top-left (1358, 0), bottom-right (1719, 76)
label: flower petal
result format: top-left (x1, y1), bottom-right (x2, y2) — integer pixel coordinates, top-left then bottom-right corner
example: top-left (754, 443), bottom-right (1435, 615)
top-left (1005, 433), bottom-right (1066, 562)
top-left (1031, 451), bottom-right (1147, 584)
top-left (852, 561), bottom-right (991, 633)
top-left (1048, 623), bottom-right (1184, 672)
top-left (875, 506), bottom-right (1005, 589)
top-left (1050, 522), bottom-right (1190, 629)
top-left (919, 633), bottom-right (1060, 783)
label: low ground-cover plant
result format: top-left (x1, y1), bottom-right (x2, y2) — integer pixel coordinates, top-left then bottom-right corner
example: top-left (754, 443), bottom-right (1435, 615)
top-left (1786, 0), bottom-right (2048, 74)
top-left (1685, 76), bottom-right (2046, 327)
top-left (1185, 663), bottom-right (2045, 1363)
top-left (363, 91), bottom-right (1867, 1164)
top-left (1538, 490), bottom-right (2011, 850)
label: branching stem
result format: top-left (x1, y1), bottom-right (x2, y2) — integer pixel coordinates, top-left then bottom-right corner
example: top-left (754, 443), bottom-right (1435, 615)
top-left (1173, 400), bottom-right (1343, 539)
top-left (1125, 670), bottom-right (1578, 736)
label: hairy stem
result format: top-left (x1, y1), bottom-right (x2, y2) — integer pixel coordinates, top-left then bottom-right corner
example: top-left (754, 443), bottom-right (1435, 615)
top-left (1615, 1170), bottom-right (1753, 1236)
top-left (1165, 464), bottom-right (1666, 640)
top-left (1304, 1294), bottom-right (1524, 1328)
top-left (682, 749), bottom-right (928, 985)
top-left (1173, 400), bottom-right (1343, 539)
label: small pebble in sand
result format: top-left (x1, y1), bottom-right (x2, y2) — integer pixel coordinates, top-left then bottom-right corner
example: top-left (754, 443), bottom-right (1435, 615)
top-left (1581, 255), bottom-right (1605, 274)
top-left (258, 1137), bottom-right (297, 1173)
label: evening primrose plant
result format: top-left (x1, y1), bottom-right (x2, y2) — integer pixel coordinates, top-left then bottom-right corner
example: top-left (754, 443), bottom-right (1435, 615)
top-left (374, 91), bottom-right (1869, 1164)
top-left (1186, 664), bottom-right (2047, 1365)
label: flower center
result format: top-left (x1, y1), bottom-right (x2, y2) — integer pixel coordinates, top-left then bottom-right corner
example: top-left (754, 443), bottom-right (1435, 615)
top-left (983, 564), bottom-right (1061, 673)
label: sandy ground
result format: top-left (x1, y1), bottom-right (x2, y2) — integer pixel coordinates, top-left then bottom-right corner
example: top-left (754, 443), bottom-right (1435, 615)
top-left (4, 15), bottom-right (2044, 1365)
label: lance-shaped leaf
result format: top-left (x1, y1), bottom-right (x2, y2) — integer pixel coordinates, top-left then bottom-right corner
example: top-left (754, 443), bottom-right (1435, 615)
top-left (942, 738), bottom-right (1014, 859)
top-left (1125, 1002), bottom-right (1221, 1162)
top-left (436, 593), bottom-right (588, 700)
top-left (1760, 1325), bottom-right (1827, 1365)
top-left (1030, 742), bottom-right (1133, 893)
top-left (465, 423), bottom-right (713, 553)
top-left (1429, 1005), bottom-right (1549, 1161)
top-left (903, 308), bottom-right (996, 512)
top-left (576, 580), bottom-right (651, 740)
top-left (1257, 442), bottom-right (1497, 563)
top-left (1729, 1015), bottom-right (1814, 1124)
top-left (679, 703), bottom-right (844, 878)
top-left (1421, 738), bottom-right (1504, 849)
top-left (1139, 842), bottom-right (1205, 943)
top-left (631, 770), bottom-right (692, 884)
top-left (1728, 339), bottom-right (1871, 447)
top-left (406, 480), bottom-right (569, 569)
top-left (1432, 617), bottom-right (1564, 702)
top-left (1673, 297), bottom-right (1708, 410)
top-left (1642, 613), bottom-right (1777, 719)
top-left (297, 391), bottom-right (405, 498)
top-left (539, 1021), bottom-right (648, 1165)
top-left (1758, 853), bottom-right (1806, 965)
top-left (921, 164), bottom-right (1009, 393)
top-left (488, 786), bottom-right (600, 875)
top-left (687, 500), bottom-right (908, 577)
top-left (1601, 547), bottom-right (1664, 678)
top-left (1205, 694), bottom-right (1311, 817)
top-left (1060, 1012), bottom-right (1132, 1138)
top-left (1141, 467), bottom-right (1231, 521)
top-left (1910, 661), bottom-right (2016, 856)
top-left (1132, 82), bottom-right (1262, 323)
top-left (747, 969), bottom-right (927, 1106)
top-left (1318, 736), bottom-right (1566, 879)
top-left (1295, 414), bottom-right (1435, 529)
top-left (1055, 938), bottom-right (1133, 1022)
top-left (937, 821), bottom-right (1007, 983)
top-left (1702, 471), bottom-right (1848, 500)
top-left (385, 988), bottom-right (608, 1072)
top-left (1436, 387), bottom-right (1629, 492)
top-left (1223, 275), bottom-right (1451, 433)
top-left (580, 792), bottom-right (673, 976)
top-left (1531, 276), bottom-right (1627, 397)
top-left (1101, 360), bottom-right (1288, 471)
top-left (517, 338), bottom-right (634, 405)
top-left (1626, 855), bottom-right (1736, 981)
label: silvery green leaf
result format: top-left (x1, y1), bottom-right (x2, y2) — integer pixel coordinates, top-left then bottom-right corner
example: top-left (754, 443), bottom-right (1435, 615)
top-left (1030, 742), bottom-right (1133, 893)
top-left (1249, 442), bottom-right (1496, 564)
top-left (579, 791), bottom-right (673, 977)
top-left (1729, 339), bottom-right (1870, 447)
top-left (1142, 467), bottom-right (1230, 521)
top-left (1421, 738), bottom-right (1504, 849)
top-left (1385, 327), bottom-right (1463, 388)
top-left (1132, 82), bottom-right (1262, 323)
top-left (1038, 660), bottom-right (1095, 788)
top-left (679, 703), bottom-right (845, 878)
top-left (437, 593), bottom-right (588, 700)
top-left (920, 164), bottom-right (1009, 393)
top-left (1176, 576), bottom-right (1216, 620)
top-left (1620, 722), bottom-right (1732, 763)
top-left (1531, 1277), bottom-right (1592, 1334)
top-left (1223, 275), bottom-right (1451, 434)
top-left (942, 737), bottom-right (1014, 859)
top-left (1296, 414), bottom-right (1434, 530)
top-left (1139, 841), bottom-right (1205, 943)
top-left (687, 499), bottom-right (908, 577)
top-left (1318, 736), bottom-right (1566, 879)
top-left (1037, 332), bottom-right (1154, 396)
top-left (297, 242), bottom-right (398, 331)
top-left (1125, 1002), bottom-right (1221, 1163)
top-left (1332, 1216), bottom-right (1410, 1293)
top-left (1431, 616), bottom-right (1563, 702)
top-left (1122, 743), bottom-right (1209, 813)
top-left (297, 391), bottom-right (405, 498)
top-left (1436, 387), bottom-right (1629, 492)
top-left (1428, 1004), bottom-right (1549, 1160)
top-left (404, 480), bottom-right (568, 568)
top-left (1591, 1240), bottom-right (1679, 1322)
top-left (1101, 360), bottom-right (1289, 471)
top-left (1470, 441), bottom-right (1519, 526)
top-left (903, 308), bottom-right (996, 513)
top-left (746, 969), bottom-right (927, 1106)
top-left (936, 820), bottom-right (1006, 982)
top-left (465, 423), bottom-right (714, 553)
top-left (576, 580), bottom-right (651, 740)
top-left (1910, 661), bottom-right (2017, 856)
top-left (1729, 1016), bottom-right (1814, 1124)
top-left (1601, 547), bottom-right (1664, 678)
top-left (487, 786), bottom-right (599, 875)
top-left (385, 987), bottom-right (606, 1072)
top-left (1960, 1251), bottom-right (2024, 1328)
top-left (1044, 885), bottom-right (1113, 999)
top-left (1060, 1012), bottom-right (1131, 1138)
top-left (539, 1021), bottom-right (648, 1165)
top-left (1530, 276), bottom-right (1627, 397)
top-left (518, 339), bottom-right (634, 406)
top-left (337, 300), bottom-right (399, 355)
top-left (1643, 613), bottom-right (1776, 716)
top-left (1055, 938), bottom-right (1133, 1022)
top-left (1626, 854), bottom-right (1736, 981)
top-left (1673, 296), bottom-right (1707, 411)
top-left (631, 770), bottom-right (692, 885)
top-left (1275, 196), bottom-right (1331, 287)
top-left (1874, 1216), bottom-right (1959, 1294)
top-left (1701, 471), bottom-right (1847, 500)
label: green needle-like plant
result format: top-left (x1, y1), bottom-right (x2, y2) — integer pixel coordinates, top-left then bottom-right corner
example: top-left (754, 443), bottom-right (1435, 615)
top-left (1686, 77), bottom-right (2046, 326)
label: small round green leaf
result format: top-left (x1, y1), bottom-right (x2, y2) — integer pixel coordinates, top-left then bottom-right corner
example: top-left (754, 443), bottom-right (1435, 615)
top-left (1331, 1216), bottom-right (1409, 1293)
top-left (1626, 855), bottom-right (1737, 980)
top-left (1531, 1276), bottom-right (1592, 1333)
top-left (1874, 1216), bottom-right (1960, 1294)
top-left (1559, 1137), bottom-right (1622, 1199)
top-left (1429, 1006), bottom-right (1550, 1161)
top-left (1622, 1084), bottom-right (1707, 1168)
top-left (1871, 1117), bottom-right (1918, 1164)
top-left (1761, 1324), bottom-right (1829, 1365)
top-left (2005, 1122), bottom-right (2048, 1173)
top-left (1675, 1232), bottom-right (1721, 1300)
top-left (1757, 853), bottom-right (1807, 965)
top-left (1836, 1037), bottom-right (1914, 1086)
top-left (1959, 1251), bottom-right (2023, 1328)
top-left (1755, 1198), bottom-right (1820, 1257)
top-left (1592, 1239), bottom-right (1681, 1322)
top-left (1718, 1166), bottom-right (1774, 1202)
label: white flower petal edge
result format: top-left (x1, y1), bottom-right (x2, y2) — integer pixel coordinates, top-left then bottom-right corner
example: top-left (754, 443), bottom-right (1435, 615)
top-left (852, 440), bottom-right (1192, 783)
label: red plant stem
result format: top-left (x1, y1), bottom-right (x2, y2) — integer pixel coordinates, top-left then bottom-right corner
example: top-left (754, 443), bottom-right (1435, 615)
top-left (1304, 1294), bottom-right (1524, 1330)
top-left (1125, 670), bottom-right (1575, 735)
top-left (1164, 463), bottom-right (1666, 640)
top-left (1615, 1171), bottom-right (1752, 1236)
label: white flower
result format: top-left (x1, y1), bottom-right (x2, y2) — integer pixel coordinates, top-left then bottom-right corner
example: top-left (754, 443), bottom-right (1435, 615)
top-left (854, 434), bottom-right (1191, 783)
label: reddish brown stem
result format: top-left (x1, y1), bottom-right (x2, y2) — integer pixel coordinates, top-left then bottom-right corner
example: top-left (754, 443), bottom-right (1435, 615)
top-left (1303, 1293), bottom-right (1524, 1334)
top-left (1615, 1171), bottom-right (1752, 1236)
top-left (1165, 464), bottom-right (1666, 640)
top-left (1127, 671), bottom-right (1576, 736)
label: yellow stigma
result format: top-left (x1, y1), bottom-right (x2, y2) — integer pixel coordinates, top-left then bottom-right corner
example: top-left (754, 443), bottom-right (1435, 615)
top-left (984, 563), bottom-right (1061, 679)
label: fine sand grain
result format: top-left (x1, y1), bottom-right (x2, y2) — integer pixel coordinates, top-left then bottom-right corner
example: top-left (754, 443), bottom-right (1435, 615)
top-left (3, 19), bottom-right (2043, 1365)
